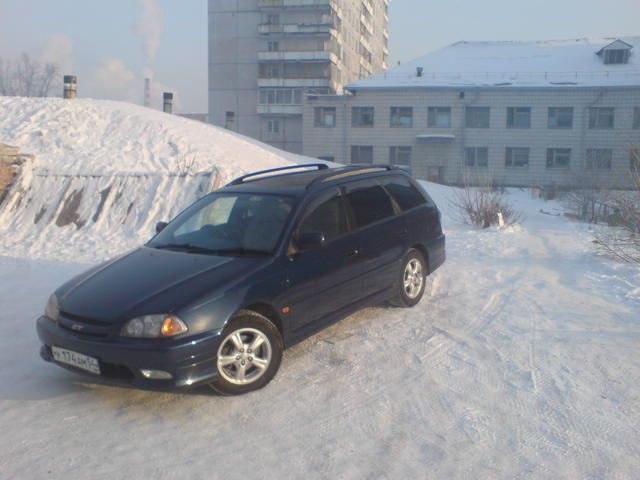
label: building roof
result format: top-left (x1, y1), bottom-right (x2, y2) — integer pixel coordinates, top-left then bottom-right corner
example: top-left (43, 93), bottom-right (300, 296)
top-left (348, 37), bottom-right (640, 90)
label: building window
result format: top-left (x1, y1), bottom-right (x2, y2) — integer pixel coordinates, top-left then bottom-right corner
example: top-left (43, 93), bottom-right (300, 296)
top-left (547, 148), bottom-right (571, 169)
top-left (266, 14), bottom-right (279, 25)
top-left (389, 146), bottom-right (412, 166)
top-left (586, 149), bottom-right (612, 170)
top-left (589, 107), bottom-right (615, 129)
top-left (267, 119), bottom-right (280, 134)
top-left (548, 107), bottom-right (573, 129)
top-left (604, 49), bottom-right (630, 65)
top-left (314, 107), bottom-right (336, 128)
top-left (507, 107), bottom-right (531, 129)
top-left (428, 107), bottom-right (451, 128)
top-left (351, 145), bottom-right (373, 164)
top-left (631, 150), bottom-right (640, 171)
top-left (390, 107), bottom-right (413, 128)
top-left (505, 147), bottom-right (529, 168)
top-left (352, 107), bottom-right (374, 127)
top-left (465, 147), bottom-right (489, 168)
top-left (317, 156), bottom-right (334, 162)
top-left (634, 108), bottom-right (640, 129)
top-left (465, 107), bottom-right (490, 128)
top-left (259, 88), bottom-right (302, 105)
top-left (268, 41), bottom-right (279, 52)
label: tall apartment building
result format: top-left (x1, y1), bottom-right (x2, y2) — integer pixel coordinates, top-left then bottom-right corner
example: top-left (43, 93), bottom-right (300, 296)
top-left (303, 37), bottom-right (640, 188)
top-left (208, 0), bottom-right (390, 154)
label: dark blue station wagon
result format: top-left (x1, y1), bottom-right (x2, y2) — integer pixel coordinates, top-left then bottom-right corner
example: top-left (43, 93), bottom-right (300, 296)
top-left (37, 164), bottom-right (445, 395)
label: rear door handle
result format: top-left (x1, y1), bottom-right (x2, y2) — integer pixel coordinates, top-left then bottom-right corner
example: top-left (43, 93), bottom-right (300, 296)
top-left (347, 248), bottom-right (359, 257)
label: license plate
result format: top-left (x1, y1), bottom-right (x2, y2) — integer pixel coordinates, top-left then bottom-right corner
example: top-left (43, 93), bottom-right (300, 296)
top-left (51, 346), bottom-right (101, 375)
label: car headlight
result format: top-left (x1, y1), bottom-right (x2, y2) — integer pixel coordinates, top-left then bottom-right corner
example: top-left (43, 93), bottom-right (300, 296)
top-left (120, 314), bottom-right (188, 338)
top-left (45, 294), bottom-right (59, 322)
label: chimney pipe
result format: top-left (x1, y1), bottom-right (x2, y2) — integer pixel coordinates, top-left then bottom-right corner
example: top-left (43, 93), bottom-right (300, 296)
top-left (163, 92), bottom-right (173, 114)
top-left (144, 78), bottom-right (151, 107)
top-left (63, 75), bottom-right (77, 99)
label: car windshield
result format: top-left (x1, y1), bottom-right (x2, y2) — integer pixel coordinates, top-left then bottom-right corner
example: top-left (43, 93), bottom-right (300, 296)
top-left (148, 192), bottom-right (295, 255)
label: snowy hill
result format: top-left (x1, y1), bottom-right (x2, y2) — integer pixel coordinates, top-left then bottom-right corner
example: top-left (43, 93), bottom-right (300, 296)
top-left (0, 97), bottom-right (309, 261)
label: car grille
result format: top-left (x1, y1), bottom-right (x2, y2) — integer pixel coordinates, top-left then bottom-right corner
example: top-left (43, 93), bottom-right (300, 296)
top-left (58, 311), bottom-right (112, 338)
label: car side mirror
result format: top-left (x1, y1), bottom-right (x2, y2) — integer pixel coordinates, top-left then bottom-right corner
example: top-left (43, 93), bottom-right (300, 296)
top-left (155, 221), bottom-right (168, 234)
top-left (295, 232), bottom-right (326, 251)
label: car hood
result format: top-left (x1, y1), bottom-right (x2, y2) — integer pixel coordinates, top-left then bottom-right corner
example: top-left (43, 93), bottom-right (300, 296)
top-left (57, 246), bottom-right (267, 323)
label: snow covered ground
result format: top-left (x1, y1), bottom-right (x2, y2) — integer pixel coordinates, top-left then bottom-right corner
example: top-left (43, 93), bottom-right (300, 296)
top-left (0, 98), bottom-right (639, 479)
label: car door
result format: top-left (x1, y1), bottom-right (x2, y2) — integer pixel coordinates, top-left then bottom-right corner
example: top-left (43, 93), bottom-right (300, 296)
top-left (286, 187), bottom-right (362, 332)
top-left (342, 178), bottom-right (407, 299)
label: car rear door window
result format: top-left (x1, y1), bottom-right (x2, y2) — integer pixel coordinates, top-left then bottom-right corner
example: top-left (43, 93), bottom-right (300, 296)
top-left (298, 188), bottom-right (348, 242)
top-left (344, 179), bottom-right (396, 228)
top-left (380, 176), bottom-right (427, 211)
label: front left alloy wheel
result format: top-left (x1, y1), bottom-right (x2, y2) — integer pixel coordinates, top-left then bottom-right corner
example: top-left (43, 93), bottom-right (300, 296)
top-left (210, 311), bottom-right (283, 395)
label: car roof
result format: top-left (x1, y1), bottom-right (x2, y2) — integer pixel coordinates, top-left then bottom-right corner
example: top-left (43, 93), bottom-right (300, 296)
top-left (221, 164), bottom-right (410, 197)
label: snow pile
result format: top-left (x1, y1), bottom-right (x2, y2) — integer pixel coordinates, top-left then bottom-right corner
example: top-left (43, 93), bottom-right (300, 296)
top-left (0, 97), bottom-right (310, 261)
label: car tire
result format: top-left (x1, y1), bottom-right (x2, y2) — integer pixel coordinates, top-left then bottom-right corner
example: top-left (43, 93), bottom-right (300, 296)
top-left (210, 310), bottom-right (283, 396)
top-left (391, 248), bottom-right (427, 308)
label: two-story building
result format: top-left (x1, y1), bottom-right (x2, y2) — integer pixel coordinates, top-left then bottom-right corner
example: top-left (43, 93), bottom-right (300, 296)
top-left (303, 37), bottom-right (640, 188)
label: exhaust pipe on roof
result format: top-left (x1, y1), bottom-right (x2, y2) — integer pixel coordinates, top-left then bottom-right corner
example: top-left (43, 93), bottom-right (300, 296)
top-left (63, 75), bottom-right (77, 99)
top-left (163, 92), bottom-right (173, 114)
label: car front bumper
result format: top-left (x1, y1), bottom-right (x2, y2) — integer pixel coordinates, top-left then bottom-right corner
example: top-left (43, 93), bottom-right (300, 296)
top-left (37, 316), bottom-right (222, 390)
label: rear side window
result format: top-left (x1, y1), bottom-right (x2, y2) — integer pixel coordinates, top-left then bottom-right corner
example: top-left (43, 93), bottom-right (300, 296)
top-left (344, 179), bottom-right (395, 228)
top-left (298, 188), bottom-right (347, 242)
top-left (380, 176), bottom-right (427, 211)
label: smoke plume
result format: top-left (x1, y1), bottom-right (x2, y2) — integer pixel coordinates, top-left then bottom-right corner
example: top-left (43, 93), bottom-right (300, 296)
top-left (134, 0), bottom-right (164, 71)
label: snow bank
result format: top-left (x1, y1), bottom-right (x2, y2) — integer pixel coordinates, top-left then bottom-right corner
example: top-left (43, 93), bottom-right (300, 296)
top-left (0, 97), bottom-right (311, 261)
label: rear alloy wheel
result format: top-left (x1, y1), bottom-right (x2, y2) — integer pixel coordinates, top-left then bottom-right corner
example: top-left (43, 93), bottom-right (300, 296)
top-left (210, 312), bottom-right (283, 395)
top-left (391, 249), bottom-right (427, 307)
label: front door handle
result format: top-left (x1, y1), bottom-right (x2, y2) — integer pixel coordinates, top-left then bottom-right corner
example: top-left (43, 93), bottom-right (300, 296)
top-left (347, 248), bottom-right (359, 257)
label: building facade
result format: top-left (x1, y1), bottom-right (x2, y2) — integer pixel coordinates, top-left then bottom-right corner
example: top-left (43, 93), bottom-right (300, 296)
top-left (303, 37), bottom-right (640, 188)
top-left (208, 0), bottom-right (390, 154)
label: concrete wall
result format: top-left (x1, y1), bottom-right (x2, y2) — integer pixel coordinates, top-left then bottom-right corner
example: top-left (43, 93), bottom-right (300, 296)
top-left (208, 0), bottom-right (261, 139)
top-left (303, 86), bottom-right (640, 188)
top-left (208, 0), bottom-right (390, 154)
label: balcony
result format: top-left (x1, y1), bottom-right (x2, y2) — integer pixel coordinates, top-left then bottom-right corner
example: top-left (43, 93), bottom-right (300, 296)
top-left (360, 35), bottom-right (371, 53)
top-left (361, 0), bottom-right (374, 16)
top-left (258, 22), bottom-right (337, 36)
top-left (258, 50), bottom-right (338, 63)
top-left (258, 78), bottom-right (336, 89)
top-left (360, 14), bottom-right (373, 35)
top-left (258, 0), bottom-right (336, 9)
top-left (257, 104), bottom-right (304, 115)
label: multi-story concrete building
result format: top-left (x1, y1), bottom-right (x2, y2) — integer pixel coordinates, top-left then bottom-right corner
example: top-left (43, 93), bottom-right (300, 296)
top-left (303, 37), bottom-right (640, 188)
top-left (208, 0), bottom-right (390, 154)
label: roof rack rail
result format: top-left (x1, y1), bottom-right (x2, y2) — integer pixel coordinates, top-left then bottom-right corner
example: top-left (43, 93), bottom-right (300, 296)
top-left (306, 164), bottom-right (397, 189)
top-left (227, 163), bottom-right (329, 186)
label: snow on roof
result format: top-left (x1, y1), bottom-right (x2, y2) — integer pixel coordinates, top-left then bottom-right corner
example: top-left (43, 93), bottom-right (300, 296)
top-left (349, 37), bottom-right (640, 89)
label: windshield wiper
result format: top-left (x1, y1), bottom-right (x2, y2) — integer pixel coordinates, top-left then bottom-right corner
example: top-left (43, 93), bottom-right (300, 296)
top-left (151, 243), bottom-right (220, 255)
top-left (214, 248), bottom-right (269, 256)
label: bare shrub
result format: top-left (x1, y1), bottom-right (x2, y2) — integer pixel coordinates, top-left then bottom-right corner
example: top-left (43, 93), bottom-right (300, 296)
top-left (450, 170), bottom-right (523, 228)
top-left (562, 169), bottom-right (614, 223)
top-left (175, 155), bottom-right (196, 175)
top-left (592, 149), bottom-right (640, 264)
top-left (0, 53), bottom-right (59, 97)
